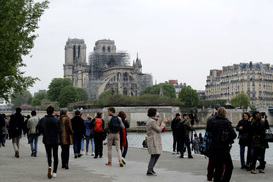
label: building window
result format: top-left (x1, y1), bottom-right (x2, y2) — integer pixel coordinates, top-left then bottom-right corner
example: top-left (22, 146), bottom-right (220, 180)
top-left (78, 45), bottom-right (81, 58)
top-left (108, 46), bottom-right (111, 52)
top-left (73, 45), bottom-right (76, 61)
top-left (103, 46), bottom-right (105, 52)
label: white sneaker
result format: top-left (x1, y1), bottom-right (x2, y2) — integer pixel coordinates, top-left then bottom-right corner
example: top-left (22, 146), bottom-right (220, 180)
top-left (91, 152), bottom-right (95, 156)
top-left (172, 151), bottom-right (176, 154)
top-left (86, 152), bottom-right (88, 155)
top-left (52, 173), bottom-right (57, 178)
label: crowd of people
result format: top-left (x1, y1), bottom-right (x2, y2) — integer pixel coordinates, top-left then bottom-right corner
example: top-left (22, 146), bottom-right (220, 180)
top-left (0, 105), bottom-right (271, 181)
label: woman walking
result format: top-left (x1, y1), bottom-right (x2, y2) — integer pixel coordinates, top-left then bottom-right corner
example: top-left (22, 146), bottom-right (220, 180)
top-left (146, 108), bottom-right (168, 176)
top-left (60, 108), bottom-right (74, 169)
top-left (118, 111), bottom-right (130, 164)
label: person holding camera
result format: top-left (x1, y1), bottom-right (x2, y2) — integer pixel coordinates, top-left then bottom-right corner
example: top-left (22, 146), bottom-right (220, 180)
top-left (250, 111), bottom-right (269, 174)
top-left (146, 108), bottom-right (168, 176)
top-left (236, 112), bottom-right (252, 170)
top-left (180, 113), bottom-right (194, 158)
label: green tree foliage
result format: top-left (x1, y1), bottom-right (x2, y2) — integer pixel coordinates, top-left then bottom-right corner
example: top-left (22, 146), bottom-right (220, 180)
top-left (178, 86), bottom-right (199, 107)
top-left (199, 99), bottom-right (227, 108)
top-left (58, 86), bottom-right (78, 107)
top-left (76, 88), bottom-right (89, 101)
top-left (230, 93), bottom-right (250, 108)
top-left (140, 83), bottom-right (176, 98)
top-left (32, 92), bottom-right (46, 106)
top-left (47, 78), bottom-right (73, 101)
top-left (0, 0), bottom-right (49, 101)
top-left (11, 90), bottom-right (33, 109)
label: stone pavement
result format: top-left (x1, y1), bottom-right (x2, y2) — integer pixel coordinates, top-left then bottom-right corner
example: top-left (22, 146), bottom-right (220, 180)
top-left (0, 137), bottom-right (273, 182)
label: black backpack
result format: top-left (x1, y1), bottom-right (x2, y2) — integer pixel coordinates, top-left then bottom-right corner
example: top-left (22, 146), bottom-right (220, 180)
top-left (109, 116), bottom-right (121, 132)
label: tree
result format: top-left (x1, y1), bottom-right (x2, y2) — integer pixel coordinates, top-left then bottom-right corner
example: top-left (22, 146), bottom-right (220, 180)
top-left (47, 78), bottom-right (73, 101)
top-left (76, 88), bottom-right (89, 101)
top-left (11, 90), bottom-right (33, 109)
top-left (0, 0), bottom-right (49, 101)
top-left (230, 93), bottom-right (250, 108)
top-left (32, 92), bottom-right (47, 106)
top-left (58, 86), bottom-right (79, 107)
top-left (140, 83), bottom-right (176, 98)
top-left (178, 86), bottom-right (199, 107)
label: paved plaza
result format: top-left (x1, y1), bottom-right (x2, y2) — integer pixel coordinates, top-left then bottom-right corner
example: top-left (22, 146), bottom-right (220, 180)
top-left (0, 137), bottom-right (273, 182)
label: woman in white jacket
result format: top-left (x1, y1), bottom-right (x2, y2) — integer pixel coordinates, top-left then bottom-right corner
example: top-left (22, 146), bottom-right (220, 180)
top-left (146, 108), bottom-right (168, 176)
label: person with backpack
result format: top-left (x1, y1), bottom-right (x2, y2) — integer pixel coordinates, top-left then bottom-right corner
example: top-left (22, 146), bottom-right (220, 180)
top-left (105, 107), bottom-right (125, 167)
top-left (118, 111), bottom-right (130, 164)
top-left (206, 107), bottom-right (237, 182)
top-left (9, 107), bottom-right (24, 158)
top-left (91, 112), bottom-right (105, 158)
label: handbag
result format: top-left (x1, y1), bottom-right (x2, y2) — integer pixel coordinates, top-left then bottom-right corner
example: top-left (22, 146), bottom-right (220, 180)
top-left (264, 128), bottom-right (273, 142)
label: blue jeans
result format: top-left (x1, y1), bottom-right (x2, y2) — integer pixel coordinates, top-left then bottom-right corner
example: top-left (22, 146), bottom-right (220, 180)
top-left (85, 136), bottom-right (94, 153)
top-left (240, 144), bottom-right (251, 166)
top-left (29, 134), bottom-right (39, 154)
top-left (73, 135), bottom-right (83, 155)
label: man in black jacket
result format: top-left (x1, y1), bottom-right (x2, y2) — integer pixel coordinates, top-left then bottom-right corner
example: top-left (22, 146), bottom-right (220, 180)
top-left (9, 107), bottom-right (24, 158)
top-left (38, 105), bottom-right (62, 179)
top-left (207, 107), bottom-right (237, 182)
top-left (71, 110), bottom-right (85, 158)
top-left (171, 113), bottom-right (181, 154)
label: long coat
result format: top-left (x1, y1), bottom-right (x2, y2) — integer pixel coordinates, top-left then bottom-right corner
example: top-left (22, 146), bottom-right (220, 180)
top-left (146, 117), bottom-right (165, 155)
top-left (60, 115), bottom-right (74, 145)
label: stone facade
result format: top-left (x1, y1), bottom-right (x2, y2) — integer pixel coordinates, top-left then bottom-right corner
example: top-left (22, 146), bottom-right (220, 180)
top-left (63, 38), bottom-right (153, 100)
top-left (206, 62), bottom-right (273, 106)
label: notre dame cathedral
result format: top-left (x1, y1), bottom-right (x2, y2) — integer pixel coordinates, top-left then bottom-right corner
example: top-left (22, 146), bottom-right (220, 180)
top-left (63, 38), bottom-right (153, 100)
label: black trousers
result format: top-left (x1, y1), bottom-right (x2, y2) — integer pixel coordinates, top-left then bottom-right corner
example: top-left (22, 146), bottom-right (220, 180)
top-left (45, 144), bottom-right (59, 173)
top-left (94, 132), bottom-right (104, 157)
top-left (172, 132), bottom-right (180, 152)
top-left (213, 149), bottom-right (233, 182)
top-left (147, 154), bottom-right (160, 173)
top-left (61, 144), bottom-right (70, 166)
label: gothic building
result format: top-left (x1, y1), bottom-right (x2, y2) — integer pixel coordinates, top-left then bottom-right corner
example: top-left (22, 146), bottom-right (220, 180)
top-left (63, 38), bottom-right (153, 100)
top-left (205, 62), bottom-right (273, 106)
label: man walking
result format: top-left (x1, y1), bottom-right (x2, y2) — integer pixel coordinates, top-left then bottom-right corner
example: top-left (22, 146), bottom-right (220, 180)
top-left (38, 105), bottom-right (62, 179)
top-left (105, 107), bottom-right (125, 167)
top-left (9, 107), bottom-right (24, 158)
top-left (71, 110), bottom-right (85, 158)
top-left (27, 110), bottom-right (40, 157)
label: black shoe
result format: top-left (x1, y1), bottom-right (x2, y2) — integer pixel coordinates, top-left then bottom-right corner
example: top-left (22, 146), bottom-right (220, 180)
top-left (74, 155), bottom-right (78, 159)
top-left (2, 143), bottom-right (5, 147)
top-left (188, 156), bottom-right (194, 159)
top-left (94, 156), bottom-right (98, 159)
top-left (241, 165), bottom-right (247, 169)
top-left (78, 154), bottom-right (82, 158)
top-left (62, 165), bottom-right (65, 168)
top-left (99, 156), bottom-right (102, 158)
top-left (180, 155), bottom-right (184, 158)
top-left (147, 172), bottom-right (157, 176)
top-left (65, 164), bottom-right (69, 169)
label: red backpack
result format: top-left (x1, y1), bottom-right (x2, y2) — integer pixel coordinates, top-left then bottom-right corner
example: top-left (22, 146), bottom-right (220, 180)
top-left (94, 118), bottom-right (104, 132)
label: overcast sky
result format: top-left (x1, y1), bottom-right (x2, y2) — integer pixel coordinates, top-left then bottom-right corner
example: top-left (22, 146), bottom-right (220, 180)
top-left (22, 0), bottom-right (273, 95)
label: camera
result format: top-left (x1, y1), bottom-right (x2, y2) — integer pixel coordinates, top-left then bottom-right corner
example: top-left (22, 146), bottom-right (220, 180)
top-left (260, 112), bottom-right (266, 118)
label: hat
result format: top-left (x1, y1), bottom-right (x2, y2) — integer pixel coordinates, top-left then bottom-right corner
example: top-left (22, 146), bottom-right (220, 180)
top-left (214, 104), bottom-right (221, 110)
top-left (183, 113), bottom-right (189, 117)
